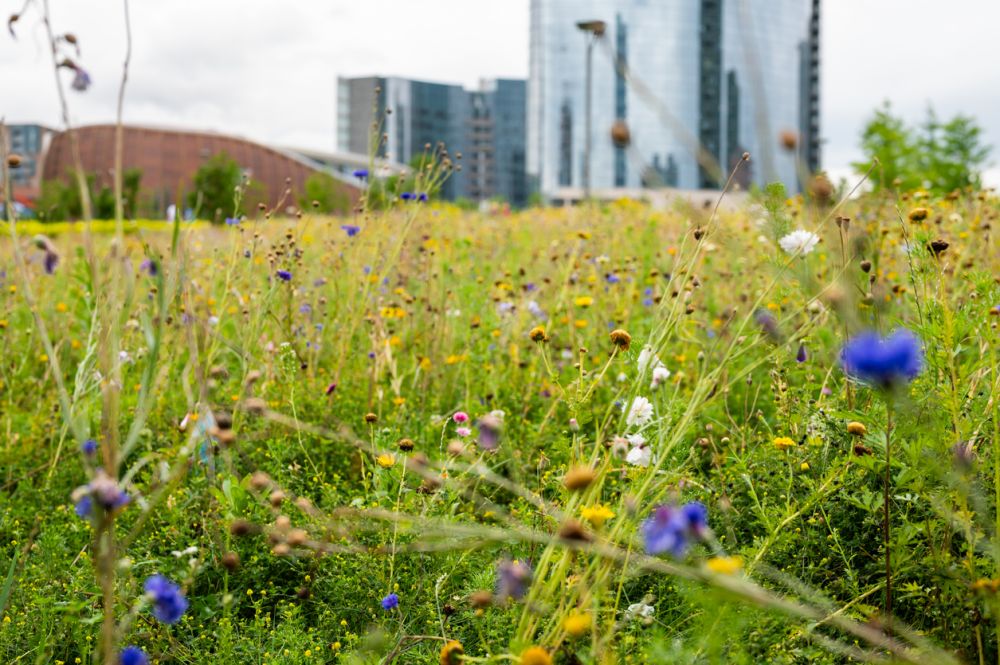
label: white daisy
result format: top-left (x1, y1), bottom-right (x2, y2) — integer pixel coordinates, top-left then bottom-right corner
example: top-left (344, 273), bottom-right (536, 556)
top-left (778, 229), bottom-right (820, 256)
top-left (625, 396), bottom-right (654, 428)
top-left (625, 445), bottom-right (651, 467)
top-left (651, 366), bottom-right (671, 389)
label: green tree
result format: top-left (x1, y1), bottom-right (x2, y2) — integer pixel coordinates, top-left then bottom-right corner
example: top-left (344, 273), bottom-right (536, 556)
top-left (299, 172), bottom-right (352, 214)
top-left (187, 152), bottom-right (242, 222)
top-left (854, 102), bottom-right (991, 194)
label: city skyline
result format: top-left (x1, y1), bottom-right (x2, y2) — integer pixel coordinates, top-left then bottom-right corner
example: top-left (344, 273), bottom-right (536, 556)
top-left (2, 0), bottom-right (998, 187)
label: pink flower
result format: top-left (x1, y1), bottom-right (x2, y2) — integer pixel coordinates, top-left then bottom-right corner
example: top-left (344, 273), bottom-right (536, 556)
top-left (456, 426), bottom-right (471, 437)
top-left (453, 412), bottom-right (469, 423)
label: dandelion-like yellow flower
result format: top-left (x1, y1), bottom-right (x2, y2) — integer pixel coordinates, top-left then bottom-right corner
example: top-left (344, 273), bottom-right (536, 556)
top-left (580, 504), bottom-right (614, 528)
top-left (574, 296), bottom-right (594, 308)
top-left (908, 207), bottom-right (930, 223)
top-left (440, 640), bottom-right (464, 665)
top-left (520, 646), bottom-right (553, 665)
top-left (375, 453), bottom-right (396, 468)
top-left (846, 421), bottom-right (867, 436)
top-left (529, 326), bottom-right (549, 343)
top-left (773, 436), bottom-right (796, 451)
top-left (705, 556), bottom-right (743, 575)
top-left (562, 611), bottom-right (592, 637)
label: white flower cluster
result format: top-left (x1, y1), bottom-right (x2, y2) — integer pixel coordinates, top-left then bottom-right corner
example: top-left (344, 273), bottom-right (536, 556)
top-left (778, 229), bottom-right (820, 256)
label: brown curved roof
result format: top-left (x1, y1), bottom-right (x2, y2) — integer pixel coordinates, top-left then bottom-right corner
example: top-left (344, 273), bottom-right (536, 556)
top-left (43, 124), bottom-right (359, 213)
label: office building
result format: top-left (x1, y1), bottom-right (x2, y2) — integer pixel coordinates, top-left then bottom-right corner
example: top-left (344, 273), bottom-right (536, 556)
top-left (528, 0), bottom-right (821, 198)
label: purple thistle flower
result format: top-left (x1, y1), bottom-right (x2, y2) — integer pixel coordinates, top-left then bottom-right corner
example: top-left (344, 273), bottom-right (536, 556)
top-left (325, 382), bottom-right (337, 396)
top-left (341, 224), bottom-right (360, 237)
top-left (380, 592), bottom-right (399, 610)
top-left (496, 558), bottom-right (532, 601)
top-left (145, 575), bottom-right (189, 624)
top-left (120, 646), bottom-right (149, 665)
top-left (840, 329), bottom-right (923, 389)
top-left (276, 270), bottom-right (292, 282)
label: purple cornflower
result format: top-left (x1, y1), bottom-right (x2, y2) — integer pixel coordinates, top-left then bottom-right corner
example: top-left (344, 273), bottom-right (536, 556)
top-left (75, 495), bottom-right (93, 518)
top-left (496, 558), bottom-right (532, 601)
top-left (225, 217), bottom-right (241, 226)
top-left (754, 309), bottom-right (781, 342)
top-left (381, 593), bottom-right (399, 610)
top-left (341, 224), bottom-right (360, 237)
top-left (796, 343), bottom-right (808, 363)
top-left (145, 575), bottom-right (189, 624)
top-left (276, 270), bottom-right (292, 282)
top-left (71, 66), bottom-right (91, 92)
top-left (81, 438), bottom-right (98, 456)
top-left (120, 646), bottom-right (149, 665)
top-left (642, 501), bottom-right (708, 558)
top-left (477, 414), bottom-right (502, 451)
top-left (43, 249), bottom-right (59, 274)
top-left (840, 329), bottom-right (923, 389)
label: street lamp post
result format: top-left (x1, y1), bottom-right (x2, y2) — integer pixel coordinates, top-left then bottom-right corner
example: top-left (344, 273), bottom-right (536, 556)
top-left (576, 19), bottom-right (605, 202)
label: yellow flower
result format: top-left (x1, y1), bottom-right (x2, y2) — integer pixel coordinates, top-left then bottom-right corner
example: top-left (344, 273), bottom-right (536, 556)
top-left (440, 640), bottom-right (464, 665)
top-left (445, 354), bottom-right (467, 365)
top-left (375, 453), bottom-right (396, 468)
top-left (580, 504), bottom-right (614, 528)
top-left (846, 421), bottom-right (867, 436)
top-left (520, 646), bottom-right (553, 665)
top-left (562, 611), bottom-right (592, 637)
top-left (705, 556), bottom-right (743, 575)
top-left (773, 436), bottom-right (796, 451)
top-left (419, 357), bottom-right (432, 371)
top-left (574, 296), bottom-right (594, 308)
top-left (800, 462), bottom-right (810, 471)
top-left (573, 319), bottom-right (588, 329)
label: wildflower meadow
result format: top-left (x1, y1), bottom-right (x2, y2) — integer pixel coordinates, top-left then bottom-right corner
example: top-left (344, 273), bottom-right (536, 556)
top-left (3, 151), bottom-right (1000, 664)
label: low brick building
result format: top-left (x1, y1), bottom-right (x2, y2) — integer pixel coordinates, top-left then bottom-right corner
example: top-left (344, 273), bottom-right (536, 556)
top-left (42, 124), bottom-right (360, 216)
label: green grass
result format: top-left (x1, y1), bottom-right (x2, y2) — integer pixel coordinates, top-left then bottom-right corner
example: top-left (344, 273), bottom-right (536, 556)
top-left (1, 189), bottom-right (999, 664)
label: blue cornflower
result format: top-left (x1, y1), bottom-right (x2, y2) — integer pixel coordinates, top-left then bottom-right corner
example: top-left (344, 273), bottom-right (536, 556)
top-left (225, 217), bottom-right (241, 226)
top-left (145, 575), bottom-right (189, 624)
top-left (120, 646), bottom-right (149, 665)
top-left (341, 224), bottom-right (360, 237)
top-left (276, 270), bottom-right (292, 282)
top-left (75, 495), bottom-right (93, 518)
top-left (81, 438), bottom-right (98, 455)
top-left (606, 273), bottom-right (620, 284)
top-left (418, 193), bottom-right (428, 202)
top-left (400, 192), bottom-right (415, 201)
top-left (353, 169), bottom-right (369, 179)
top-left (840, 329), bottom-right (923, 389)
top-left (381, 592), bottom-right (399, 610)
top-left (642, 501), bottom-right (708, 557)
top-left (754, 309), bottom-right (781, 342)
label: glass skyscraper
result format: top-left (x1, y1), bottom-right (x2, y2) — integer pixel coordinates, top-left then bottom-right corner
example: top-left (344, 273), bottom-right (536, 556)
top-left (528, 0), bottom-right (821, 197)
top-left (338, 76), bottom-right (528, 206)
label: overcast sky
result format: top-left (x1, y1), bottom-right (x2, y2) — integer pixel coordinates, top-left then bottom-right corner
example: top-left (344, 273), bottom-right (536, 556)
top-left (3, 0), bottom-right (998, 185)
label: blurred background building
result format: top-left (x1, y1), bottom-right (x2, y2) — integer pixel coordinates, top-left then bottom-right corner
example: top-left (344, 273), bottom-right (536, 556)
top-left (528, 0), bottom-right (821, 200)
top-left (337, 76), bottom-right (529, 207)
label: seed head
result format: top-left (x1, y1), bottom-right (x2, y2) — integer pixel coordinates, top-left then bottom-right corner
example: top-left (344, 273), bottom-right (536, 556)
top-left (846, 422), bottom-right (867, 436)
top-left (563, 466), bottom-right (596, 491)
top-left (609, 328), bottom-right (632, 351)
